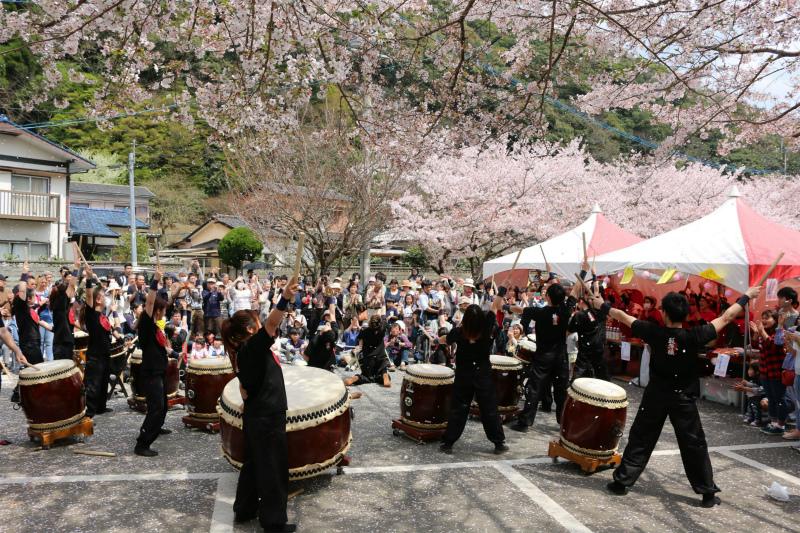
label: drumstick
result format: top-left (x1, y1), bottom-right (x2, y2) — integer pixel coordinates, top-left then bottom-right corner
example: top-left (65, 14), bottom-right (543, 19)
top-left (73, 449), bottom-right (117, 458)
top-left (288, 488), bottom-right (304, 500)
top-left (506, 249), bottom-right (523, 287)
top-left (756, 252), bottom-right (784, 286)
top-left (292, 234), bottom-right (305, 281)
top-left (22, 361), bottom-right (40, 371)
top-left (582, 232), bottom-right (587, 263)
top-left (0, 359), bottom-right (10, 377)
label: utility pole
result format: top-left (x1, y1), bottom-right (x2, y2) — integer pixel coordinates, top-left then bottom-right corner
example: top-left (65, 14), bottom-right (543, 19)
top-left (128, 140), bottom-right (138, 267)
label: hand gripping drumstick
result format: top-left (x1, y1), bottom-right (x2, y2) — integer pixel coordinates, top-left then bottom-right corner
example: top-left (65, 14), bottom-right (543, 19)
top-left (755, 252), bottom-right (784, 286)
top-left (292, 234), bottom-right (305, 281)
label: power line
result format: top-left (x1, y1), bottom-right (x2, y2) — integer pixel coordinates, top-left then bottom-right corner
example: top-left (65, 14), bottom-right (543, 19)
top-left (22, 105), bottom-right (177, 130)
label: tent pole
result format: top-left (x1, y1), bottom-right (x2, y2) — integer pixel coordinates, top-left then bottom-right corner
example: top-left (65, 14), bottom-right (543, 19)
top-left (742, 304), bottom-right (750, 415)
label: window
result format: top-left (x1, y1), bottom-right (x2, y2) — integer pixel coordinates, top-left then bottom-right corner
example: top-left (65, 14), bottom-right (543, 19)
top-left (0, 241), bottom-right (50, 260)
top-left (11, 175), bottom-right (50, 194)
top-left (114, 204), bottom-right (129, 211)
top-left (71, 202), bottom-right (90, 208)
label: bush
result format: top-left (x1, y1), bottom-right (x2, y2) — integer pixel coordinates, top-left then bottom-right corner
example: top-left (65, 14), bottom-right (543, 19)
top-left (111, 232), bottom-right (149, 263)
top-left (218, 227), bottom-right (263, 271)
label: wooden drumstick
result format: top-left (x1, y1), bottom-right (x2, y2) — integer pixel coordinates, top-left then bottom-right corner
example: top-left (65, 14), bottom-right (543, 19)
top-left (288, 488), bottom-right (304, 500)
top-left (292, 234), bottom-right (305, 281)
top-left (756, 252), bottom-right (784, 286)
top-left (506, 249), bottom-right (523, 287)
top-left (73, 449), bottom-right (117, 458)
top-left (582, 232), bottom-right (587, 263)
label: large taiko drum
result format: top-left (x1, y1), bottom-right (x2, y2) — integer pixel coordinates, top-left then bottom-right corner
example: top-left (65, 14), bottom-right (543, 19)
top-left (166, 357), bottom-right (180, 399)
top-left (399, 364), bottom-right (454, 431)
top-left (108, 337), bottom-right (128, 376)
top-left (19, 360), bottom-right (86, 432)
top-left (489, 355), bottom-right (523, 413)
top-left (128, 350), bottom-right (144, 406)
top-left (72, 330), bottom-right (89, 372)
top-left (559, 378), bottom-right (628, 459)
top-left (129, 351), bottom-right (182, 410)
top-left (515, 338), bottom-right (536, 365)
top-left (186, 357), bottom-right (235, 421)
top-left (218, 366), bottom-right (352, 480)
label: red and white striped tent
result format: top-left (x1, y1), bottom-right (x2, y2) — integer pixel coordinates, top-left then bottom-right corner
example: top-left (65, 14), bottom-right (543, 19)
top-left (593, 187), bottom-right (800, 292)
top-left (483, 204), bottom-right (642, 286)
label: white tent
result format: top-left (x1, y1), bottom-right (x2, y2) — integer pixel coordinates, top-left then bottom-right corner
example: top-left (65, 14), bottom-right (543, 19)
top-left (482, 205), bottom-right (642, 282)
top-left (593, 187), bottom-right (800, 292)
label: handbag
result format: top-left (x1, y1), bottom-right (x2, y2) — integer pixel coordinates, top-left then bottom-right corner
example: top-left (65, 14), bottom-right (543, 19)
top-left (782, 370), bottom-right (796, 387)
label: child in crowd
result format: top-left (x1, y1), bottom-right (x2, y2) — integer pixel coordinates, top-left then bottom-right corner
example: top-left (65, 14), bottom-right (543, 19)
top-left (735, 363), bottom-right (765, 426)
top-left (190, 335), bottom-right (209, 360)
top-left (209, 338), bottom-right (225, 358)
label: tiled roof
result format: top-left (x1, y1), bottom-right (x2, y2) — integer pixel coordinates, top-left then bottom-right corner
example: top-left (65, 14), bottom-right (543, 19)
top-left (213, 214), bottom-right (248, 228)
top-left (70, 182), bottom-right (155, 199)
top-left (70, 206), bottom-right (149, 237)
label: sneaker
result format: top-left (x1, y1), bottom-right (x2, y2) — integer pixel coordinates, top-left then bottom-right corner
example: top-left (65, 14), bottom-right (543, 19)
top-left (701, 494), bottom-right (721, 508)
top-left (606, 481), bottom-right (629, 495)
top-left (750, 420), bottom-right (761, 427)
top-left (510, 422), bottom-right (529, 433)
top-left (439, 442), bottom-right (453, 455)
top-left (761, 425), bottom-right (785, 435)
top-left (494, 442), bottom-right (510, 455)
top-left (134, 446), bottom-right (159, 457)
top-left (742, 417), bottom-right (754, 425)
top-left (158, 428), bottom-right (172, 435)
top-left (100, 407), bottom-right (114, 414)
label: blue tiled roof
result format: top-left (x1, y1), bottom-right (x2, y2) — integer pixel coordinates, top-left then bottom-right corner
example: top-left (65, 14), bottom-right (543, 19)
top-left (70, 206), bottom-right (149, 237)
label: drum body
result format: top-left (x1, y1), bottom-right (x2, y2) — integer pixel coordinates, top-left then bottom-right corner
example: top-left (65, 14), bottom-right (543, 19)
top-left (166, 357), bottom-right (180, 398)
top-left (399, 364), bottom-right (454, 430)
top-left (108, 338), bottom-right (128, 376)
top-left (218, 366), bottom-right (352, 480)
top-left (515, 338), bottom-right (536, 365)
top-left (129, 350), bottom-right (144, 403)
top-left (72, 330), bottom-right (89, 372)
top-left (186, 358), bottom-right (235, 419)
top-left (19, 360), bottom-right (85, 431)
top-left (559, 378), bottom-right (628, 459)
top-left (489, 355), bottom-right (522, 413)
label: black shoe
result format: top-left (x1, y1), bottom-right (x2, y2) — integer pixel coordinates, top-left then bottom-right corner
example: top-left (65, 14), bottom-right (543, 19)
top-left (264, 524), bottom-right (297, 533)
top-left (9, 391), bottom-right (20, 404)
top-left (158, 428), bottom-right (172, 435)
top-left (439, 442), bottom-right (453, 455)
top-left (510, 422), bottom-right (529, 433)
top-left (606, 481), bottom-right (628, 495)
top-left (233, 511), bottom-right (257, 524)
top-left (494, 442), bottom-right (510, 455)
top-left (701, 494), bottom-right (721, 508)
top-left (134, 446), bottom-right (158, 457)
top-left (100, 407), bottom-right (114, 414)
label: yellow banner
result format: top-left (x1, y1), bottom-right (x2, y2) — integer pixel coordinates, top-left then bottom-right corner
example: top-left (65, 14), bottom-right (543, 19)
top-left (656, 268), bottom-right (677, 285)
top-left (620, 266), bottom-right (634, 285)
top-left (698, 268), bottom-right (724, 282)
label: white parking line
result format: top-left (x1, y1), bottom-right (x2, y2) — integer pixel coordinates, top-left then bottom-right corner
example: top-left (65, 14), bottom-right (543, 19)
top-left (718, 449), bottom-right (800, 487)
top-left (652, 440), bottom-right (798, 456)
top-left (209, 473), bottom-right (238, 533)
top-left (494, 463), bottom-right (593, 533)
top-left (343, 456), bottom-right (554, 475)
top-left (0, 471), bottom-right (223, 485)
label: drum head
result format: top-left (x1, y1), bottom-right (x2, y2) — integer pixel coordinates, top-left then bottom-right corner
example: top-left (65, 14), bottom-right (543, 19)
top-left (571, 378), bottom-right (627, 402)
top-left (188, 357), bottom-right (233, 373)
top-left (73, 330), bottom-right (88, 339)
top-left (19, 359), bottom-right (78, 383)
top-left (283, 366), bottom-right (349, 431)
top-left (129, 350), bottom-right (143, 363)
top-left (405, 364), bottom-right (455, 379)
top-left (490, 354), bottom-right (522, 369)
top-left (518, 339), bottom-right (536, 352)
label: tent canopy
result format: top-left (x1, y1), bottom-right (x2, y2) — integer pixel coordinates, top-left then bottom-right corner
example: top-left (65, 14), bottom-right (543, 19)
top-left (593, 187), bottom-right (800, 292)
top-left (482, 204), bottom-right (643, 281)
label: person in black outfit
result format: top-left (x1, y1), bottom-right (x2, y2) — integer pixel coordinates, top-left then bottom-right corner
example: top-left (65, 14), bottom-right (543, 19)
top-left (134, 267), bottom-right (173, 457)
top-left (606, 285), bottom-right (761, 508)
top-left (9, 275), bottom-right (45, 404)
top-left (82, 266), bottom-right (116, 417)
top-left (568, 279), bottom-right (611, 381)
top-left (222, 279), bottom-right (299, 533)
top-left (304, 327), bottom-right (337, 370)
top-left (343, 315), bottom-right (391, 387)
top-left (50, 273), bottom-right (77, 360)
top-left (439, 304), bottom-right (508, 455)
top-left (509, 282), bottom-right (577, 432)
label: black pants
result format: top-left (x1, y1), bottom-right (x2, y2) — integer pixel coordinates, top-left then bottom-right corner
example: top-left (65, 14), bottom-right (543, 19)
top-left (613, 385), bottom-right (719, 495)
top-left (442, 363), bottom-right (505, 446)
top-left (572, 349), bottom-right (609, 381)
top-left (136, 371), bottom-right (168, 449)
top-left (52, 342), bottom-right (74, 361)
top-left (234, 412), bottom-right (289, 528)
top-left (518, 349), bottom-right (568, 426)
top-left (84, 352), bottom-right (109, 417)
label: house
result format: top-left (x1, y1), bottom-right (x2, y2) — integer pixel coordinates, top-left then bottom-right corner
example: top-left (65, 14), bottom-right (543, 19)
top-left (164, 214), bottom-right (266, 269)
top-left (69, 206), bottom-right (149, 259)
top-left (0, 115), bottom-right (95, 260)
top-left (69, 182), bottom-right (154, 223)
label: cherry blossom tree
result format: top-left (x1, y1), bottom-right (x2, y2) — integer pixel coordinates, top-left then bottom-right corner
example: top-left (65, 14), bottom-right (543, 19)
top-left (1, 1), bottom-right (798, 155)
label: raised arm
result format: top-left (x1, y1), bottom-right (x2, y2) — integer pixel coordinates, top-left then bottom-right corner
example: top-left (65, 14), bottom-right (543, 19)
top-left (265, 276), bottom-right (299, 338)
top-left (0, 324), bottom-right (27, 366)
top-left (608, 307), bottom-right (636, 328)
top-left (145, 267), bottom-right (163, 317)
top-left (710, 286), bottom-right (761, 334)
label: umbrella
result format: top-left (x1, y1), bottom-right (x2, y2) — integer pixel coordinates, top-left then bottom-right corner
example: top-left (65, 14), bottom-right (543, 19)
top-left (243, 261), bottom-right (269, 271)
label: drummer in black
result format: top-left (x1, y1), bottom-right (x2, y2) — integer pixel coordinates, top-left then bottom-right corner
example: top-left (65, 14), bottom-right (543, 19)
top-left (134, 267), bottom-right (172, 457)
top-left (50, 269), bottom-right (77, 361)
top-left (439, 304), bottom-right (508, 455)
top-left (222, 277), bottom-right (299, 533)
top-left (606, 285), bottom-right (761, 508)
top-left (82, 265), bottom-right (115, 417)
top-left (568, 277), bottom-right (611, 381)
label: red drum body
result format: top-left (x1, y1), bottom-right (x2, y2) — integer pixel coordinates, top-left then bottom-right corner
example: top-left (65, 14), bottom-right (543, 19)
top-left (186, 358), bottom-right (235, 420)
top-left (399, 364), bottom-right (454, 430)
top-left (488, 355), bottom-right (522, 413)
top-left (19, 360), bottom-right (85, 432)
top-left (515, 338), bottom-right (536, 365)
top-left (218, 366), bottom-right (352, 480)
top-left (559, 378), bottom-right (628, 459)
top-left (166, 357), bottom-right (180, 398)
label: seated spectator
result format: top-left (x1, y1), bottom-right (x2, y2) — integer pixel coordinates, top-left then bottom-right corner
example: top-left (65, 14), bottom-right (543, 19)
top-left (278, 328), bottom-right (307, 363)
top-left (190, 335), bottom-right (209, 360)
top-left (208, 338), bottom-right (226, 358)
top-left (385, 321), bottom-right (413, 370)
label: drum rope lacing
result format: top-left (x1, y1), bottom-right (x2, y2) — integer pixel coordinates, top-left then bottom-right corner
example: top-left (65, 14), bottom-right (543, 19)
top-left (185, 366), bottom-right (234, 376)
top-left (27, 410), bottom-right (87, 432)
top-left (19, 364), bottom-right (80, 386)
top-left (567, 386), bottom-right (629, 409)
top-left (217, 389), bottom-right (350, 432)
top-left (559, 435), bottom-right (618, 458)
top-left (399, 417), bottom-right (449, 430)
top-left (403, 374), bottom-right (455, 386)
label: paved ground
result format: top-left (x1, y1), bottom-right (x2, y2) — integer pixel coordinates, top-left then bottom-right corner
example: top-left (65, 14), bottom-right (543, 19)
top-left (1, 368), bottom-right (799, 533)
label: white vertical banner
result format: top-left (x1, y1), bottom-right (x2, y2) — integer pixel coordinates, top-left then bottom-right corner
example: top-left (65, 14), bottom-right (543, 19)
top-left (714, 353), bottom-right (730, 377)
top-left (621, 341), bottom-right (631, 362)
top-left (766, 279), bottom-right (779, 301)
top-left (640, 345), bottom-right (651, 387)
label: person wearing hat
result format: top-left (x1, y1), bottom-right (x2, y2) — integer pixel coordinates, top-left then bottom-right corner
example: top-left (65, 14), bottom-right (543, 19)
top-left (461, 279), bottom-right (480, 306)
top-left (203, 277), bottom-right (226, 336)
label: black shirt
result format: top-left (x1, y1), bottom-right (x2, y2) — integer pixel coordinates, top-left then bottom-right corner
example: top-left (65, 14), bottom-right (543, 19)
top-left (138, 311), bottom-right (168, 373)
top-left (521, 300), bottom-right (574, 355)
top-left (631, 320), bottom-right (717, 395)
top-left (358, 327), bottom-right (384, 354)
top-left (237, 328), bottom-right (287, 417)
top-left (84, 306), bottom-right (111, 357)
top-left (12, 296), bottom-right (40, 347)
top-left (305, 332), bottom-right (336, 370)
top-left (446, 310), bottom-right (496, 369)
top-left (568, 302), bottom-right (611, 355)
top-left (50, 288), bottom-right (74, 346)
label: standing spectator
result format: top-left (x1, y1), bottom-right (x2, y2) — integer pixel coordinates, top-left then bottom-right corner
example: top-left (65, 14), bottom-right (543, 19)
top-left (229, 278), bottom-right (253, 314)
top-left (117, 263), bottom-right (133, 288)
top-left (385, 279), bottom-right (402, 314)
top-left (751, 310), bottom-right (787, 435)
top-left (461, 279), bottom-right (480, 306)
top-left (128, 274), bottom-right (147, 308)
top-left (186, 272), bottom-right (204, 337)
top-left (203, 278), bottom-right (226, 336)
top-left (365, 278), bottom-right (385, 318)
top-left (34, 275), bottom-right (53, 361)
